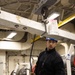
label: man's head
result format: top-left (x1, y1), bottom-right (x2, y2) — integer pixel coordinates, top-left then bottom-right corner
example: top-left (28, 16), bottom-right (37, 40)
top-left (46, 38), bottom-right (57, 49)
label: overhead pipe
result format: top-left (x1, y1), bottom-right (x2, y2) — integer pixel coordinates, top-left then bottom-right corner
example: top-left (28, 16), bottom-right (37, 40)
top-left (58, 14), bottom-right (75, 27)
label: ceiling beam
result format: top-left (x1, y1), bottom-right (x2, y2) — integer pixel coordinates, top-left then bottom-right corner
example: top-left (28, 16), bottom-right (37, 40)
top-left (0, 9), bottom-right (75, 44)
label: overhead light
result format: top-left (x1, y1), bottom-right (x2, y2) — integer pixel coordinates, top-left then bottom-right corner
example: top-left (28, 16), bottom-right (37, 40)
top-left (47, 12), bottom-right (60, 20)
top-left (6, 32), bottom-right (17, 39)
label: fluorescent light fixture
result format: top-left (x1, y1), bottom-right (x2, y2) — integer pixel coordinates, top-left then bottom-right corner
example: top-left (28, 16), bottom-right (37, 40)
top-left (47, 12), bottom-right (60, 20)
top-left (2, 38), bottom-right (11, 40)
top-left (6, 32), bottom-right (17, 39)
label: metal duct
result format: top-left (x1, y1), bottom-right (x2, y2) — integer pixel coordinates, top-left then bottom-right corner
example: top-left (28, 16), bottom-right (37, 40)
top-left (17, 32), bottom-right (28, 43)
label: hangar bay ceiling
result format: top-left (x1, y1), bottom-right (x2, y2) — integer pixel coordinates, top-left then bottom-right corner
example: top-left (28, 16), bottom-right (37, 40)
top-left (0, 0), bottom-right (75, 42)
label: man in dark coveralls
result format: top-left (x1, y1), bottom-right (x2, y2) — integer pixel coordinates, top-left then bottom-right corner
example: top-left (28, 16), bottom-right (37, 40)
top-left (34, 37), bottom-right (65, 75)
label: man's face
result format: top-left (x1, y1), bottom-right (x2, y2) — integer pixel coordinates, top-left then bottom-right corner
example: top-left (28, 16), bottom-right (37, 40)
top-left (46, 40), bottom-right (57, 49)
